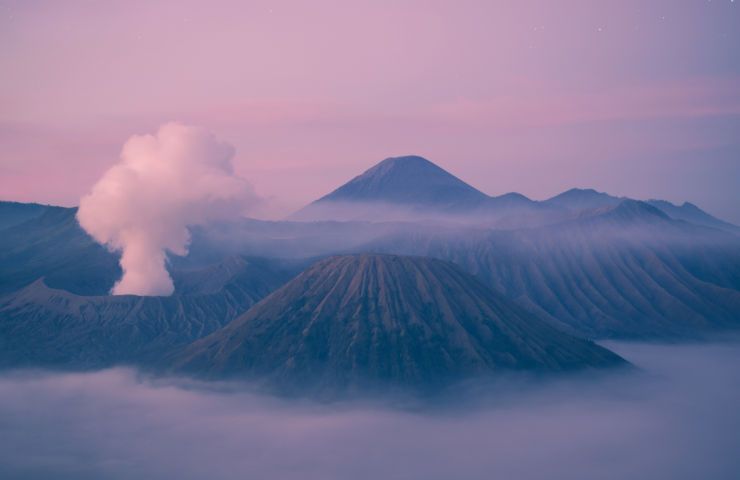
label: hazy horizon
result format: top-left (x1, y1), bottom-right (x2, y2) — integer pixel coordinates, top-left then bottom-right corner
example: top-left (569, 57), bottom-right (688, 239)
top-left (1, 0), bottom-right (739, 222)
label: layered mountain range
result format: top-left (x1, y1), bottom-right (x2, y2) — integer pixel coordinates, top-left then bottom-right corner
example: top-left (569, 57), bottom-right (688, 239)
top-left (1, 154), bottom-right (738, 393)
top-left (292, 155), bottom-right (739, 231)
top-left (364, 201), bottom-right (740, 338)
top-left (292, 156), bottom-right (550, 225)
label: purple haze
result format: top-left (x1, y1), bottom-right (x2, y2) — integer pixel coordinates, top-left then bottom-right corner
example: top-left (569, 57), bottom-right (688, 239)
top-left (1, 342), bottom-right (739, 480)
top-left (1, 0), bottom-right (739, 222)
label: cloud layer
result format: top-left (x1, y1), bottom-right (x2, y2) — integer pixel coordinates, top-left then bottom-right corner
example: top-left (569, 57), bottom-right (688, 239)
top-left (77, 123), bottom-right (257, 295)
top-left (0, 342), bottom-right (738, 480)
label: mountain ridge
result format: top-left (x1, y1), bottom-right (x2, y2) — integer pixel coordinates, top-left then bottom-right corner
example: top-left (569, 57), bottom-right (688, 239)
top-left (289, 157), bottom-right (737, 230)
top-left (0, 257), bottom-right (299, 368)
top-left (361, 206), bottom-right (740, 338)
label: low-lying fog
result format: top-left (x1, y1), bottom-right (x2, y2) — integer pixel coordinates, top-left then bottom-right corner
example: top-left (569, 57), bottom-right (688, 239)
top-left (1, 341), bottom-right (738, 480)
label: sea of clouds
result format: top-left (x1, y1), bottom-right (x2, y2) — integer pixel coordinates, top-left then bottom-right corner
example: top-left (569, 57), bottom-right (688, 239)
top-left (0, 341), bottom-right (738, 480)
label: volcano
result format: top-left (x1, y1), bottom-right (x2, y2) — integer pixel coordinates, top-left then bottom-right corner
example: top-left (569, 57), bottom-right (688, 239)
top-left (174, 254), bottom-right (625, 393)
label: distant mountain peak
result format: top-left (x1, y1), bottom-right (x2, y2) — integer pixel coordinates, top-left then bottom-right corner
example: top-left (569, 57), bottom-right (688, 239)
top-left (645, 199), bottom-right (738, 232)
top-left (370, 154), bottom-right (437, 170)
top-left (291, 156), bottom-right (492, 221)
top-left (317, 155), bottom-right (488, 205)
top-left (495, 192), bottom-right (532, 201)
top-left (545, 188), bottom-right (621, 210)
top-left (288, 156), bottom-right (737, 231)
top-left (563, 187), bottom-right (600, 195)
top-left (598, 199), bottom-right (670, 223)
top-left (338, 156), bottom-right (440, 187)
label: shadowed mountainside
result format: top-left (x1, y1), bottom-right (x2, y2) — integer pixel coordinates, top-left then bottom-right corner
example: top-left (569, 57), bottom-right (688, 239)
top-left (0, 256), bottom-right (300, 368)
top-left (0, 201), bottom-right (49, 230)
top-left (174, 254), bottom-right (626, 393)
top-left (364, 201), bottom-right (740, 338)
top-left (0, 206), bottom-right (121, 295)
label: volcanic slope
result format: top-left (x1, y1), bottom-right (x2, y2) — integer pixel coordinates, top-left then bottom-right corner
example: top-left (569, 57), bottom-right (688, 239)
top-left (174, 254), bottom-right (625, 392)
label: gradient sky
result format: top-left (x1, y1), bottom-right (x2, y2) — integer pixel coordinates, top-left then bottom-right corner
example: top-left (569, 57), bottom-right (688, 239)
top-left (1, 0), bottom-right (739, 222)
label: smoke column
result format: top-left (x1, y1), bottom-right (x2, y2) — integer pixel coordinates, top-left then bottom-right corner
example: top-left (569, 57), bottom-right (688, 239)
top-left (77, 123), bottom-right (257, 296)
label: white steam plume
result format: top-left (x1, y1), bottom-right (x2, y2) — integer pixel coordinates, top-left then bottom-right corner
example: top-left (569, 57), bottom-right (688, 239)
top-left (77, 123), bottom-right (258, 296)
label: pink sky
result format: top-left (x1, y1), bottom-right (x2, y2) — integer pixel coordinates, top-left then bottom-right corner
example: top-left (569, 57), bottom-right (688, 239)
top-left (1, 0), bottom-right (739, 222)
